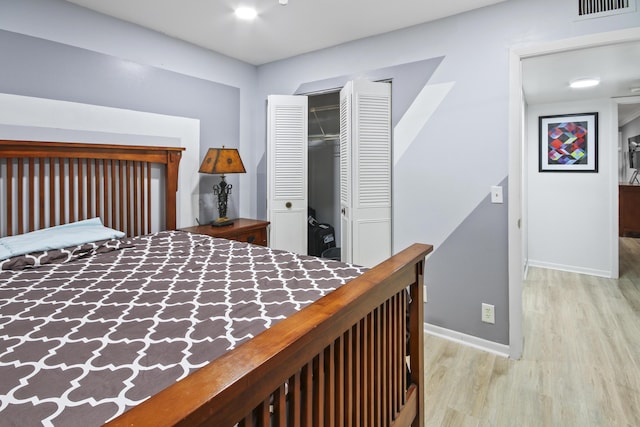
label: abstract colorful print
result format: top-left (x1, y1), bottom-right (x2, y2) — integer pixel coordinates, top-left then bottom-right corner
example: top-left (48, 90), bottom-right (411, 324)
top-left (547, 120), bottom-right (588, 165)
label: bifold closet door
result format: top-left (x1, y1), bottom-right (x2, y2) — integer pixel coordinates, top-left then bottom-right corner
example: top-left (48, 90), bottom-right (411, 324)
top-left (340, 80), bottom-right (392, 268)
top-left (267, 95), bottom-right (308, 254)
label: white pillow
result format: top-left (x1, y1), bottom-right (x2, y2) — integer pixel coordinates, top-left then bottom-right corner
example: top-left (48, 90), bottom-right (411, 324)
top-left (0, 218), bottom-right (125, 261)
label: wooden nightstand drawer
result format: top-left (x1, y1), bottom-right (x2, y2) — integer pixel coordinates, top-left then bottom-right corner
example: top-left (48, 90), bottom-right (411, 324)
top-left (180, 219), bottom-right (269, 247)
top-left (234, 228), bottom-right (267, 246)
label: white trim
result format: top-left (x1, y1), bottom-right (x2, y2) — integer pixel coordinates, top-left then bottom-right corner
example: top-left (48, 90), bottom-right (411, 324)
top-left (609, 99), bottom-right (620, 279)
top-left (0, 93), bottom-right (200, 229)
top-left (507, 47), bottom-right (524, 360)
top-left (424, 323), bottom-right (509, 359)
top-left (528, 260), bottom-right (612, 278)
top-left (507, 26), bottom-right (640, 361)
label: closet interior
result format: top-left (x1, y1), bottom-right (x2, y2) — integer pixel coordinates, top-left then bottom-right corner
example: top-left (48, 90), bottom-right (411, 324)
top-left (307, 90), bottom-right (341, 258)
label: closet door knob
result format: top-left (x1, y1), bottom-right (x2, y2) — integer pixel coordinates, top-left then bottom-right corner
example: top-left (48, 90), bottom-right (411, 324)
top-left (285, 202), bottom-right (292, 208)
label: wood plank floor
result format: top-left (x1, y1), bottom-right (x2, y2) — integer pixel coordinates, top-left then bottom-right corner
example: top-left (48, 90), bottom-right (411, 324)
top-left (424, 237), bottom-right (640, 427)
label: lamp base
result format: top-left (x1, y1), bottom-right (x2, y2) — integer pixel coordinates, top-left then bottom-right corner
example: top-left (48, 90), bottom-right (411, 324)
top-left (211, 217), bottom-right (234, 227)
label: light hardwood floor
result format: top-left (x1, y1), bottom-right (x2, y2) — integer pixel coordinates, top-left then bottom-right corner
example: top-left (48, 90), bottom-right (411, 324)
top-left (424, 238), bottom-right (640, 427)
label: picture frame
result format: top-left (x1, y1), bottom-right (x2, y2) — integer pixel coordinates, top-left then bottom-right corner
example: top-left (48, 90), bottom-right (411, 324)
top-left (539, 112), bottom-right (598, 172)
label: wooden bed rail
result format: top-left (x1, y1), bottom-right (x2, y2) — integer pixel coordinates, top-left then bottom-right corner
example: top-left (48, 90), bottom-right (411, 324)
top-left (107, 243), bottom-right (433, 427)
top-left (0, 140), bottom-right (184, 237)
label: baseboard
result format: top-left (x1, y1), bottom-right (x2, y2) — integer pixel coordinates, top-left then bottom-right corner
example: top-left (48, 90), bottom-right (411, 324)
top-left (424, 323), bottom-right (510, 358)
top-left (527, 259), bottom-right (612, 278)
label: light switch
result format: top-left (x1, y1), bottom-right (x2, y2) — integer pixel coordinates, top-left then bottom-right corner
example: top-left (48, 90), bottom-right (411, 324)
top-left (491, 186), bottom-right (503, 204)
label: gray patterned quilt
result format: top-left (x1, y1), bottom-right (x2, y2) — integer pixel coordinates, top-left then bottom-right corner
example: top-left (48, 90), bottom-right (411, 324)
top-left (0, 230), bottom-right (366, 426)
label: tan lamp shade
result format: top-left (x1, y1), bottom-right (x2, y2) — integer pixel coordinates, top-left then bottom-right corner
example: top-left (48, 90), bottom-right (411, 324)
top-left (199, 148), bottom-right (246, 175)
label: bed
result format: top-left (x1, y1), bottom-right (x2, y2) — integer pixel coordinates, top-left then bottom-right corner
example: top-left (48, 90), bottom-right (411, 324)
top-left (0, 140), bottom-right (433, 427)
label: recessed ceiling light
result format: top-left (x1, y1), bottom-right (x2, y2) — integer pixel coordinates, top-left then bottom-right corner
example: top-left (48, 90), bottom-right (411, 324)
top-left (569, 78), bottom-right (600, 89)
top-left (235, 7), bottom-right (257, 20)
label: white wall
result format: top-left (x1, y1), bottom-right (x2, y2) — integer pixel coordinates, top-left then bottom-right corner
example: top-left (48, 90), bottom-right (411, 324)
top-left (527, 98), bottom-right (615, 277)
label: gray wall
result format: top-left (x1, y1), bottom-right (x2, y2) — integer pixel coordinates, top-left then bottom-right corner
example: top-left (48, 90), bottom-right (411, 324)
top-left (0, 0), bottom-right (257, 222)
top-left (254, 0), bottom-right (640, 345)
top-left (0, 30), bottom-right (239, 224)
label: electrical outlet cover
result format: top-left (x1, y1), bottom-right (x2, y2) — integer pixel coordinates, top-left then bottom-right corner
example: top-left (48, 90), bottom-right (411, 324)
top-left (482, 303), bottom-right (495, 324)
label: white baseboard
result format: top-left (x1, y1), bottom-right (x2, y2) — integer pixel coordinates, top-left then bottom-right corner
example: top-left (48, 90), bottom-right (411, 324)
top-left (424, 323), bottom-right (510, 358)
top-left (527, 259), bottom-right (612, 278)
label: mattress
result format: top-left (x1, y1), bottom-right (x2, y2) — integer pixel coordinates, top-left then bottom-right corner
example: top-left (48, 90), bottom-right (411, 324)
top-left (0, 231), bottom-right (366, 426)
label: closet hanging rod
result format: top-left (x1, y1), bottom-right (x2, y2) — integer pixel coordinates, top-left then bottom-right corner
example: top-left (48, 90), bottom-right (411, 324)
top-left (309, 105), bottom-right (339, 113)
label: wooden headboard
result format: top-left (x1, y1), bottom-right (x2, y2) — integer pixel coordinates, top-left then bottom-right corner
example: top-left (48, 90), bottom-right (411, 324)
top-left (0, 140), bottom-right (184, 237)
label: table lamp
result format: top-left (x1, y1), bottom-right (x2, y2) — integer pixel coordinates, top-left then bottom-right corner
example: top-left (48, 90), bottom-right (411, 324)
top-left (199, 147), bottom-right (246, 227)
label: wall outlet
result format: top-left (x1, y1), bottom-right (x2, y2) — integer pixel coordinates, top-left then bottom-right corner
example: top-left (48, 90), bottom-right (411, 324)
top-left (482, 303), bottom-right (495, 324)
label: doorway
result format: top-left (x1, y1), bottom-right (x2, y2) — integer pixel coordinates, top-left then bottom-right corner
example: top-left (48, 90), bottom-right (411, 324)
top-left (508, 27), bottom-right (640, 360)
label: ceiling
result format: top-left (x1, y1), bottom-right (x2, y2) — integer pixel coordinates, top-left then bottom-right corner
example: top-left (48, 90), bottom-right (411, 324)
top-left (63, 0), bottom-right (640, 124)
top-left (522, 41), bottom-right (640, 125)
top-left (64, 0), bottom-right (507, 65)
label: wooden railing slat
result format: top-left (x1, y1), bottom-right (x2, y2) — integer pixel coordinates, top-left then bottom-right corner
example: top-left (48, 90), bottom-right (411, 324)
top-left (314, 352), bottom-right (325, 426)
top-left (325, 343), bottom-right (335, 427)
top-left (345, 328), bottom-right (354, 427)
top-left (302, 362), bottom-right (313, 426)
top-left (335, 334), bottom-right (345, 426)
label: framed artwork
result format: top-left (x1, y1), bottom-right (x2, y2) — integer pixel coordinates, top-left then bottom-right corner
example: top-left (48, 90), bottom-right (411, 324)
top-left (539, 112), bottom-right (598, 172)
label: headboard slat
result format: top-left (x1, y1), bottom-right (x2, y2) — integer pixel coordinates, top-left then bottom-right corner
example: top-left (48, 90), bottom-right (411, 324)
top-left (6, 160), bottom-right (13, 234)
top-left (39, 159), bottom-right (46, 227)
top-left (146, 162), bottom-right (151, 235)
top-left (49, 158), bottom-right (55, 227)
top-left (78, 159), bottom-right (85, 221)
top-left (17, 159), bottom-right (24, 235)
top-left (59, 158), bottom-right (65, 226)
top-left (28, 158), bottom-right (35, 232)
top-left (1, 140), bottom-right (184, 237)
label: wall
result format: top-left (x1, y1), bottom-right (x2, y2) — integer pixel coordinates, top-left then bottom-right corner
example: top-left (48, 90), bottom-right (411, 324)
top-left (255, 0), bottom-right (640, 346)
top-left (0, 0), bottom-right (258, 223)
top-left (527, 99), bottom-right (615, 276)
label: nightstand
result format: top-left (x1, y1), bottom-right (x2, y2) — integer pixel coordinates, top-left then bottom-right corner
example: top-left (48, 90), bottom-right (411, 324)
top-left (181, 219), bottom-right (269, 246)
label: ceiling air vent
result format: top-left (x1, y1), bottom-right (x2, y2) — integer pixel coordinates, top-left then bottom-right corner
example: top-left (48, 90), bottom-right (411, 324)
top-left (578, 0), bottom-right (636, 18)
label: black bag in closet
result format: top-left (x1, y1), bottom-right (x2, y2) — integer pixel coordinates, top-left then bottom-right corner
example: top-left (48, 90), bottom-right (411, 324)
top-left (307, 215), bottom-right (336, 257)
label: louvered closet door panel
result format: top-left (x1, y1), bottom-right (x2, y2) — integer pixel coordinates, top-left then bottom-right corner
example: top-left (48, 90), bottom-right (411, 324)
top-left (355, 93), bottom-right (391, 207)
top-left (340, 87), bottom-right (352, 263)
top-left (267, 95), bottom-right (308, 254)
top-left (341, 80), bottom-right (392, 268)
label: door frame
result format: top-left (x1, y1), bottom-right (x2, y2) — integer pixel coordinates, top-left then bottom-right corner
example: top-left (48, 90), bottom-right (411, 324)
top-left (507, 27), bottom-right (640, 359)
